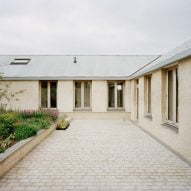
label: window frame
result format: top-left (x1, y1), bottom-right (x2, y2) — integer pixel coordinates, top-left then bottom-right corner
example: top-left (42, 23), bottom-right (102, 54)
top-left (107, 81), bottom-right (125, 110)
top-left (165, 66), bottom-right (179, 124)
top-left (74, 81), bottom-right (92, 110)
top-left (144, 75), bottom-right (152, 117)
top-left (40, 81), bottom-right (58, 109)
top-left (10, 58), bottom-right (31, 65)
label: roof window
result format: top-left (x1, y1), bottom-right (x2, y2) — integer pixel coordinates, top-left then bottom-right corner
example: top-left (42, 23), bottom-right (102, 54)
top-left (10, 58), bottom-right (31, 65)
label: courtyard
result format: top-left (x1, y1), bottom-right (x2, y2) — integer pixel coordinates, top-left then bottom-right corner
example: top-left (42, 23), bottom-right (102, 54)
top-left (0, 119), bottom-right (191, 191)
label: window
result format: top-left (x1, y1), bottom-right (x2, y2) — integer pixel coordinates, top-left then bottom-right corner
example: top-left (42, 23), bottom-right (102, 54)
top-left (50, 82), bottom-right (57, 108)
top-left (74, 81), bottom-right (91, 109)
top-left (40, 81), bottom-right (57, 108)
top-left (135, 79), bottom-right (139, 119)
top-left (108, 81), bottom-right (124, 109)
top-left (10, 58), bottom-right (31, 65)
top-left (41, 81), bottom-right (48, 108)
top-left (166, 67), bottom-right (178, 123)
top-left (145, 75), bottom-right (152, 115)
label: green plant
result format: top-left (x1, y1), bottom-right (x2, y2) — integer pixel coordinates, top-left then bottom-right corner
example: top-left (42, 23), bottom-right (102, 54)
top-left (0, 124), bottom-right (9, 139)
top-left (20, 110), bottom-right (36, 119)
top-left (14, 124), bottom-right (37, 141)
top-left (40, 109), bottom-right (59, 121)
top-left (0, 112), bottom-right (19, 133)
top-left (0, 108), bottom-right (56, 152)
top-left (34, 111), bottom-right (47, 119)
top-left (57, 117), bottom-right (69, 130)
top-left (25, 118), bottom-right (51, 130)
top-left (0, 133), bottom-right (15, 153)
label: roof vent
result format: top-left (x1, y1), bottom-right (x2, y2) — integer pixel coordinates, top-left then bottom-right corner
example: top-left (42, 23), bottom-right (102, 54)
top-left (73, 57), bottom-right (77, 63)
top-left (10, 58), bottom-right (31, 65)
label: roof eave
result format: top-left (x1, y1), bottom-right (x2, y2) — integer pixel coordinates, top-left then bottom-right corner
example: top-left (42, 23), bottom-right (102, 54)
top-left (2, 76), bottom-right (130, 81)
top-left (128, 48), bottom-right (191, 80)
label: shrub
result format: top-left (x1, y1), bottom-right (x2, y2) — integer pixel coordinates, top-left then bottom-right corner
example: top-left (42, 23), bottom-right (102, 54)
top-left (25, 118), bottom-right (51, 130)
top-left (56, 117), bottom-right (69, 130)
top-left (40, 109), bottom-right (59, 121)
top-left (0, 124), bottom-right (9, 139)
top-left (0, 134), bottom-right (15, 153)
top-left (20, 110), bottom-right (36, 118)
top-left (34, 111), bottom-right (47, 119)
top-left (14, 124), bottom-right (37, 141)
top-left (0, 112), bottom-right (19, 133)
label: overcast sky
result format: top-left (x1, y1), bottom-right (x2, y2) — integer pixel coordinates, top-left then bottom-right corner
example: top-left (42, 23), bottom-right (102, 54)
top-left (0, 0), bottom-right (190, 55)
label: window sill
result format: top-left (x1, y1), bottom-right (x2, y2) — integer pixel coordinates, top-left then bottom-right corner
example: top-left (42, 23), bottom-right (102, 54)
top-left (73, 108), bottom-right (92, 112)
top-left (161, 121), bottom-right (179, 133)
top-left (144, 114), bottom-right (152, 120)
top-left (107, 108), bottom-right (125, 112)
top-left (40, 107), bottom-right (57, 109)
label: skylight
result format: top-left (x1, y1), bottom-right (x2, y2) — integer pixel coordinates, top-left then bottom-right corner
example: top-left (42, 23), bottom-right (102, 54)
top-left (10, 58), bottom-right (31, 65)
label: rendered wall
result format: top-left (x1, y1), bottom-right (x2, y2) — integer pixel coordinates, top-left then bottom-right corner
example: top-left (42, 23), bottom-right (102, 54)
top-left (57, 81), bottom-right (73, 112)
top-left (0, 79), bottom-right (131, 118)
top-left (125, 80), bottom-right (131, 112)
top-left (92, 81), bottom-right (107, 112)
top-left (130, 57), bottom-right (191, 163)
top-left (0, 81), bottom-right (39, 110)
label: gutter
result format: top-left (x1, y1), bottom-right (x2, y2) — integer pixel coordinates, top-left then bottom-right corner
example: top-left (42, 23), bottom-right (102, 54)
top-left (2, 76), bottom-right (132, 81)
top-left (128, 48), bottom-right (191, 80)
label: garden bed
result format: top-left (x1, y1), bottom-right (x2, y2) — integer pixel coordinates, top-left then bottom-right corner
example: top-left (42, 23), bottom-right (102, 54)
top-left (0, 109), bottom-right (59, 178)
top-left (0, 123), bottom-right (56, 178)
top-left (0, 109), bottom-right (59, 153)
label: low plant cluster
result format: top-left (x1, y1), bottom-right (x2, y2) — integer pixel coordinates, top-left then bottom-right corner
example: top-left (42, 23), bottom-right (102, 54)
top-left (56, 116), bottom-right (69, 130)
top-left (0, 109), bottom-right (59, 153)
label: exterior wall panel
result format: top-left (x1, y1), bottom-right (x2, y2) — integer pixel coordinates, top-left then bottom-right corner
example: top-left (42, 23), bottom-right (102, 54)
top-left (0, 81), bottom-right (39, 110)
top-left (57, 81), bottom-right (73, 112)
top-left (92, 81), bottom-right (107, 112)
top-left (130, 57), bottom-right (191, 163)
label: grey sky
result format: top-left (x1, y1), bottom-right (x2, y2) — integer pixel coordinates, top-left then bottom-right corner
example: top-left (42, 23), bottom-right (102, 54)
top-left (0, 0), bottom-right (190, 55)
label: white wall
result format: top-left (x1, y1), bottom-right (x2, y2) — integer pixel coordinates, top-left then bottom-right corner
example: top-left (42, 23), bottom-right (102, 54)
top-left (125, 80), bottom-right (131, 112)
top-left (0, 81), bottom-right (39, 110)
top-left (57, 81), bottom-right (73, 112)
top-left (92, 81), bottom-right (107, 112)
top-left (130, 57), bottom-right (191, 163)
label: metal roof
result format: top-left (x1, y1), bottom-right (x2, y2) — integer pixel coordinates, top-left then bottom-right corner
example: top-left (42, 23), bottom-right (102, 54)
top-left (129, 39), bottom-right (191, 79)
top-left (0, 55), bottom-right (159, 80)
top-left (0, 40), bottom-right (190, 80)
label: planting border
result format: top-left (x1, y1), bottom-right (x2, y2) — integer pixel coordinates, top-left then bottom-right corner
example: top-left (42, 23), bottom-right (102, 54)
top-left (0, 123), bottom-right (56, 178)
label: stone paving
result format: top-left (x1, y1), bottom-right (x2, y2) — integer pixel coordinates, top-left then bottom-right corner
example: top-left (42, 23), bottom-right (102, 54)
top-left (0, 119), bottom-right (191, 191)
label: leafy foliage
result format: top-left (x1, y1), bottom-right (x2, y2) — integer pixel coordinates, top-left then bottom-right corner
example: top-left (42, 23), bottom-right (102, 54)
top-left (56, 116), bottom-right (69, 130)
top-left (0, 112), bottom-right (18, 134)
top-left (0, 109), bottom-right (59, 152)
top-left (0, 134), bottom-right (15, 153)
top-left (40, 109), bottom-right (59, 121)
top-left (0, 124), bottom-right (10, 139)
top-left (14, 124), bottom-right (37, 141)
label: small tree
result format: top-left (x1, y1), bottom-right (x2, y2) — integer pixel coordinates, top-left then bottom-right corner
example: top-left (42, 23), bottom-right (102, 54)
top-left (0, 73), bottom-right (25, 110)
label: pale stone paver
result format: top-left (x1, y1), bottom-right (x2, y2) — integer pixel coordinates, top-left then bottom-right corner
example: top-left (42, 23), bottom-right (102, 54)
top-left (0, 119), bottom-right (191, 191)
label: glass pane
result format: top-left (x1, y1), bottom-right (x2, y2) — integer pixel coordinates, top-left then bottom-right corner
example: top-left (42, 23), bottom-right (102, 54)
top-left (41, 81), bottom-right (48, 108)
top-left (136, 79), bottom-right (139, 119)
top-left (108, 82), bottom-right (115, 107)
top-left (117, 82), bottom-right (123, 108)
top-left (168, 70), bottom-right (173, 121)
top-left (50, 82), bottom-right (57, 108)
top-left (75, 82), bottom-right (81, 108)
top-left (147, 77), bottom-right (151, 113)
top-left (176, 68), bottom-right (178, 123)
top-left (84, 81), bottom-right (91, 107)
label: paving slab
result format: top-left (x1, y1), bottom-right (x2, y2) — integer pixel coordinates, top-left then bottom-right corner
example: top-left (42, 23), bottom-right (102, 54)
top-left (0, 119), bottom-right (191, 191)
